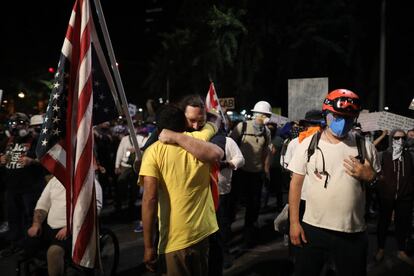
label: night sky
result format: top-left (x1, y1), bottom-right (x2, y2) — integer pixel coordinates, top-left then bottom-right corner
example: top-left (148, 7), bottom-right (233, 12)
top-left (1, 0), bottom-right (413, 118)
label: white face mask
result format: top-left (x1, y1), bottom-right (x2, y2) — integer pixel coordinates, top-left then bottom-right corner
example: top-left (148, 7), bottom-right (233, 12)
top-left (253, 113), bottom-right (269, 125)
top-left (18, 129), bottom-right (28, 137)
top-left (392, 138), bottom-right (403, 160)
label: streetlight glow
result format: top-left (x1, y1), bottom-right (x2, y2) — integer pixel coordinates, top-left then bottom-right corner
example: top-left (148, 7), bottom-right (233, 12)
top-left (18, 91), bottom-right (25, 98)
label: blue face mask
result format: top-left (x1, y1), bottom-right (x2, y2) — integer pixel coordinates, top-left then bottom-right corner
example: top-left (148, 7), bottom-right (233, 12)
top-left (327, 113), bottom-right (354, 138)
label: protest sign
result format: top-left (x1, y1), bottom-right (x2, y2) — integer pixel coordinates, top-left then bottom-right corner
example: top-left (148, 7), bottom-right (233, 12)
top-left (359, 111), bottom-right (414, 132)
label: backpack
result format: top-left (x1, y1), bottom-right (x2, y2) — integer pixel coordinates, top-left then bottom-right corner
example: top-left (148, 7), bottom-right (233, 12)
top-left (235, 121), bottom-right (269, 147)
top-left (235, 121), bottom-right (248, 146)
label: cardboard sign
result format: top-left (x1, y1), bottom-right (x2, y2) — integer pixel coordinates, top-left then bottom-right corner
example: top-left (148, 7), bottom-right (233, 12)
top-left (358, 112), bottom-right (382, 132)
top-left (358, 111), bottom-right (414, 132)
top-left (288, 77), bottom-right (328, 121)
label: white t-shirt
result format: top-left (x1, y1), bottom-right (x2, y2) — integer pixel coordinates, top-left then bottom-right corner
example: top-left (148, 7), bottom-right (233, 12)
top-left (280, 137), bottom-right (299, 169)
top-left (115, 134), bottom-right (149, 169)
top-left (288, 132), bottom-right (380, 233)
top-left (35, 177), bottom-right (103, 229)
top-left (280, 137), bottom-right (310, 200)
top-left (218, 137), bottom-right (245, 195)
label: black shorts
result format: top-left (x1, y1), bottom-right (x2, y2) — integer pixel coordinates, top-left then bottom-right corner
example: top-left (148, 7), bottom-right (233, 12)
top-left (44, 224), bottom-right (72, 253)
top-left (25, 223), bottom-right (72, 258)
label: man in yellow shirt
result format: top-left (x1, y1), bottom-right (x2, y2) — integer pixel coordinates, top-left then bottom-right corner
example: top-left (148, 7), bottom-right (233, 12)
top-left (140, 104), bottom-right (223, 275)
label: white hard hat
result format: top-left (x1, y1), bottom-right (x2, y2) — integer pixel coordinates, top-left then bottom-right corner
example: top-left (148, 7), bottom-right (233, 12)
top-left (251, 101), bottom-right (272, 115)
top-left (30, 114), bottom-right (44, 126)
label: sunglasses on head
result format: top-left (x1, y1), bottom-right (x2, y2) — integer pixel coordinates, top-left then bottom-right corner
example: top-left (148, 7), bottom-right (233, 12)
top-left (393, 136), bottom-right (406, 140)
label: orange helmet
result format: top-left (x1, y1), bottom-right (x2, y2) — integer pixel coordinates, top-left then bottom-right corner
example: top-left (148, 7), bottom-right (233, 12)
top-left (322, 89), bottom-right (361, 117)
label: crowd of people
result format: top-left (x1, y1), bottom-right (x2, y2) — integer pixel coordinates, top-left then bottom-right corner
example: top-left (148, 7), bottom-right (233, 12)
top-left (0, 89), bottom-right (413, 276)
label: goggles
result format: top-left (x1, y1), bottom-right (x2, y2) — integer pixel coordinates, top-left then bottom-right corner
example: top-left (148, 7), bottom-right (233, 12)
top-left (323, 97), bottom-right (361, 115)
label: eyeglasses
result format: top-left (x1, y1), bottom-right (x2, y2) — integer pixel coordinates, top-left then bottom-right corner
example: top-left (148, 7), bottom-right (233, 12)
top-left (393, 136), bottom-right (406, 140)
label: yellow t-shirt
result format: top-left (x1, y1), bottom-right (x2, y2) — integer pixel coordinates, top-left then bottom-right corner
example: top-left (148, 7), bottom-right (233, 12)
top-left (139, 123), bottom-right (219, 254)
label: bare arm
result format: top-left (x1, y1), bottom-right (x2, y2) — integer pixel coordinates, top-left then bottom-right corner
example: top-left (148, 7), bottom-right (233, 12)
top-left (27, 209), bottom-right (48, 237)
top-left (142, 176), bottom-right (158, 272)
top-left (373, 130), bottom-right (388, 147)
top-left (33, 209), bottom-right (48, 225)
top-left (288, 173), bottom-right (307, 246)
top-left (158, 129), bottom-right (224, 163)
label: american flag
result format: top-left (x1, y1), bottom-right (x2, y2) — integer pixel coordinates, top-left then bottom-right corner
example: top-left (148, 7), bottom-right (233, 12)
top-left (36, 0), bottom-right (118, 268)
top-left (205, 81), bottom-right (228, 130)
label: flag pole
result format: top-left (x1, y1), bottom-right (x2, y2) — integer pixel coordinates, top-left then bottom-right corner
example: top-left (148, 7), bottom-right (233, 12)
top-left (92, 0), bottom-right (142, 162)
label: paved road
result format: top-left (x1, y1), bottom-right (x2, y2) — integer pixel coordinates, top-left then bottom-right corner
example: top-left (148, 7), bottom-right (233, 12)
top-left (110, 197), bottom-right (414, 276)
top-left (1, 196), bottom-right (414, 275)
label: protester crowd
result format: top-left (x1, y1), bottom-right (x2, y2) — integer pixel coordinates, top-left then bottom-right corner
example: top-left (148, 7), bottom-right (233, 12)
top-left (0, 89), bottom-right (413, 276)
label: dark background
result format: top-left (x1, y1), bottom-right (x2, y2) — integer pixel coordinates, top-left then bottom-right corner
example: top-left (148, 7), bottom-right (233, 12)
top-left (0, 0), bottom-right (413, 118)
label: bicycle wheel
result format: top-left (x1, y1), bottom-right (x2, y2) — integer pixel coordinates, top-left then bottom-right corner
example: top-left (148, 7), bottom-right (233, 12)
top-left (97, 227), bottom-right (119, 276)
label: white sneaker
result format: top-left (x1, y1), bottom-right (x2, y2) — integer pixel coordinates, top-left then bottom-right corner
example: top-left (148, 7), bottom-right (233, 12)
top-left (0, 222), bottom-right (9, 233)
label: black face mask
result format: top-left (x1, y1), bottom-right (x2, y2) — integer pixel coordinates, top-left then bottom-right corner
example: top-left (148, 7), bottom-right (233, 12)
top-left (405, 138), bottom-right (414, 148)
top-left (290, 126), bottom-right (305, 139)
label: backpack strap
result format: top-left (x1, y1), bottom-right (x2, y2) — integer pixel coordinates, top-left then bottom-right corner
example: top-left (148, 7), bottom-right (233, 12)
top-left (263, 126), bottom-right (270, 146)
top-left (280, 138), bottom-right (290, 157)
top-left (307, 131), bottom-right (322, 162)
top-left (236, 121), bottom-right (247, 146)
top-left (355, 134), bottom-right (366, 164)
top-left (242, 121), bottom-right (247, 136)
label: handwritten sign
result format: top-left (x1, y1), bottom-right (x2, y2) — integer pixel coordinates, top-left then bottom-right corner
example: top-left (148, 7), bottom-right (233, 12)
top-left (358, 111), bottom-right (414, 132)
top-left (378, 112), bottom-right (414, 131)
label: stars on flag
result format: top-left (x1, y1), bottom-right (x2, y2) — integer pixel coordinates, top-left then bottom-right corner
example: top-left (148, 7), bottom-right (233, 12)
top-left (37, 56), bottom-right (67, 150)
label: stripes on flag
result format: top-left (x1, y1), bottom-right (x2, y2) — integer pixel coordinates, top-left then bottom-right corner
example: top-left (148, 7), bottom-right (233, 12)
top-left (35, 0), bottom-right (119, 268)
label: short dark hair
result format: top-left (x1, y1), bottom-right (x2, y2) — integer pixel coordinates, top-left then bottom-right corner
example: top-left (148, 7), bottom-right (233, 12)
top-left (156, 104), bottom-right (186, 133)
top-left (179, 94), bottom-right (205, 110)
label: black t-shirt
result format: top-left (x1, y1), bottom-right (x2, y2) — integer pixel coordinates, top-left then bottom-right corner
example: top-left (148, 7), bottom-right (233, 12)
top-left (2, 135), bottom-right (45, 192)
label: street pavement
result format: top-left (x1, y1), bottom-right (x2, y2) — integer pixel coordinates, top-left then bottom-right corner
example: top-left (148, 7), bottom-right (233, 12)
top-left (1, 195), bottom-right (414, 275)
top-left (108, 196), bottom-right (414, 276)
